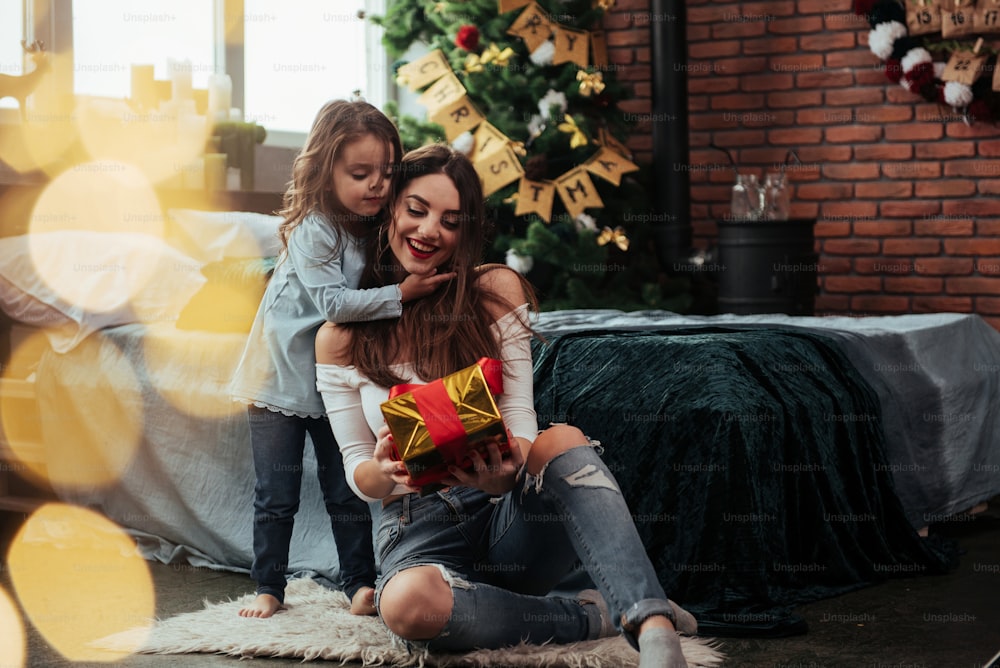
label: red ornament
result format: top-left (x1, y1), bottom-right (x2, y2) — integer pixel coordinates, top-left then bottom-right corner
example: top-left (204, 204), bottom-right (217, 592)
top-left (455, 25), bottom-right (480, 51)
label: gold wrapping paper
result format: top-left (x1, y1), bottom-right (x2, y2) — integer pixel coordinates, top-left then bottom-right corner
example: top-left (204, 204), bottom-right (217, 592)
top-left (380, 360), bottom-right (508, 494)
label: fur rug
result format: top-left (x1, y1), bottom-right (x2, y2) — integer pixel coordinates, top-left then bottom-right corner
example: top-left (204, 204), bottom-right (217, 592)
top-left (92, 578), bottom-right (726, 667)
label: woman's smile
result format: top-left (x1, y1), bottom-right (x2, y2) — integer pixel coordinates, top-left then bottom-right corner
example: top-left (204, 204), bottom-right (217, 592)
top-left (406, 237), bottom-right (438, 259)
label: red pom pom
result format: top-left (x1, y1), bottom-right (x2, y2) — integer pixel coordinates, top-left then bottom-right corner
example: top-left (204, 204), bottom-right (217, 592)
top-left (854, 0), bottom-right (878, 16)
top-left (968, 99), bottom-right (992, 123)
top-left (885, 58), bottom-right (903, 83)
top-left (903, 61), bottom-right (934, 91)
top-left (455, 25), bottom-right (480, 51)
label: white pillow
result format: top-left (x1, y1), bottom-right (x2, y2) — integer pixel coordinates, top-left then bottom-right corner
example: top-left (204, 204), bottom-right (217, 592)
top-left (0, 231), bottom-right (207, 353)
top-left (167, 208), bottom-right (283, 263)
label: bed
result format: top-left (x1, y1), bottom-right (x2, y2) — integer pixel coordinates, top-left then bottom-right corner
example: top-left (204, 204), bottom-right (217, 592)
top-left (0, 194), bottom-right (996, 637)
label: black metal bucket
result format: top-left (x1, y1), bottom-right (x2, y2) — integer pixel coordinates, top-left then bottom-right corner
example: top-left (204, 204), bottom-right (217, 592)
top-left (716, 219), bottom-right (818, 316)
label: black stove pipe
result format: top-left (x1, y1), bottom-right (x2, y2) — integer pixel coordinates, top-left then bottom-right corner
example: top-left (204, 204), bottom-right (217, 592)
top-left (650, 0), bottom-right (693, 272)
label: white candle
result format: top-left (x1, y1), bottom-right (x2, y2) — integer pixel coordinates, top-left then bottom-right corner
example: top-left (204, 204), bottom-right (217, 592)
top-left (207, 74), bottom-right (232, 123)
top-left (130, 64), bottom-right (155, 108)
top-left (169, 59), bottom-right (193, 102)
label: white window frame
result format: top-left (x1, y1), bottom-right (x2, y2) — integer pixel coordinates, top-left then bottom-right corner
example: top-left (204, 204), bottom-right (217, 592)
top-left (14, 0), bottom-right (393, 148)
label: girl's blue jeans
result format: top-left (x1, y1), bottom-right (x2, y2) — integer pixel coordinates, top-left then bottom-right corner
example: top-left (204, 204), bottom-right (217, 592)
top-left (248, 405), bottom-right (375, 602)
top-left (375, 443), bottom-right (676, 651)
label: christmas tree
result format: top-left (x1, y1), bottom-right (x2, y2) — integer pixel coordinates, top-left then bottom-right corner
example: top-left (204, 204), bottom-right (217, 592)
top-left (371, 0), bottom-right (691, 311)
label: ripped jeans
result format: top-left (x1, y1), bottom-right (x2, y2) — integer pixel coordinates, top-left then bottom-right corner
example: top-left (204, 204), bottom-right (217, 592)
top-left (374, 443), bottom-right (676, 651)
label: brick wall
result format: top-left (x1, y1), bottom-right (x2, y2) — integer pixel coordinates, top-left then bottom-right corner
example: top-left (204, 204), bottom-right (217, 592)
top-left (605, 0), bottom-right (1000, 330)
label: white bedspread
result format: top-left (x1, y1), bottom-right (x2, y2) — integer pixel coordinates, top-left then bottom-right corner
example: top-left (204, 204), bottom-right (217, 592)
top-left (33, 310), bottom-right (1000, 582)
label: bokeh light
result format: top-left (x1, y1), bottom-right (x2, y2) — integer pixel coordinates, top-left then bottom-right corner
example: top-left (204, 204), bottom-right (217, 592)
top-left (141, 313), bottom-right (255, 420)
top-left (74, 96), bottom-right (209, 187)
top-left (0, 328), bottom-right (49, 489)
top-left (7, 503), bottom-right (154, 662)
top-left (0, 103), bottom-right (80, 178)
top-left (0, 586), bottom-right (27, 668)
top-left (29, 159), bottom-right (164, 236)
top-left (0, 331), bottom-right (144, 492)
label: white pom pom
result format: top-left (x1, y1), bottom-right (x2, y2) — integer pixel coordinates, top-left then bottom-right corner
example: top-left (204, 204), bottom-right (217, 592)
top-left (451, 131), bottom-right (475, 156)
top-left (868, 21), bottom-right (907, 61)
top-left (529, 40), bottom-right (555, 66)
top-left (900, 47), bottom-right (932, 73)
top-left (505, 247), bottom-right (534, 275)
top-left (943, 81), bottom-right (973, 107)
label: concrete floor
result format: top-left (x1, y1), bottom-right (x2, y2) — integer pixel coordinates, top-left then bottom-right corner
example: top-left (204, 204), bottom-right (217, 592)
top-left (1, 496), bottom-right (999, 667)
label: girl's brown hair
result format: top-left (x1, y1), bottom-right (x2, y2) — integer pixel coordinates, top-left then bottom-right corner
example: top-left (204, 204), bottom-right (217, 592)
top-left (345, 144), bottom-right (537, 387)
top-left (277, 99), bottom-right (402, 248)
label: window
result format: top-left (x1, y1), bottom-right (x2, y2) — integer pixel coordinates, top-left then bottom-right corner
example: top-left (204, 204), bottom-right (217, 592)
top-left (27, 0), bottom-right (390, 145)
top-left (243, 0), bottom-right (386, 140)
top-left (0, 0), bottom-right (26, 110)
top-left (72, 0), bottom-right (214, 98)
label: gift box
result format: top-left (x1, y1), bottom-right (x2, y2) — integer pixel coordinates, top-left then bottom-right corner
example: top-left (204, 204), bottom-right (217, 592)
top-left (380, 357), bottom-right (510, 495)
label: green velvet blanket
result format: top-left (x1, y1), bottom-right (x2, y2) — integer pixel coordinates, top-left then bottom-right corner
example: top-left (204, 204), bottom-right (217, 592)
top-left (531, 328), bottom-right (954, 637)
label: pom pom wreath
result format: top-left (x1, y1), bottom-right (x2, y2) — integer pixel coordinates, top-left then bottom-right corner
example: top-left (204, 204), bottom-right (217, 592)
top-left (854, 0), bottom-right (879, 17)
top-left (885, 58), bottom-right (903, 83)
top-left (943, 81), bottom-right (974, 107)
top-left (865, 1), bottom-right (997, 124)
top-left (867, 0), bottom-right (907, 27)
top-left (890, 35), bottom-right (922, 61)
top-left (900, 46), bottom-right (932, 73)
top-left (868, 21), bottom-right (907, 60)
top-left (902, 61), bottom-right (934, 92)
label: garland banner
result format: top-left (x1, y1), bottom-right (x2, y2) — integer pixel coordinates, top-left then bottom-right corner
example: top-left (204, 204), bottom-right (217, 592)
top-left (397, 41), bottom-right (638, 224)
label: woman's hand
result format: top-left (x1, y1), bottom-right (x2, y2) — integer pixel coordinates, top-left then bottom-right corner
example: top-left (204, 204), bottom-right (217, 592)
top-left (373, 424), bottom-right (420, 494)
top-left (443, 429), bottom-right (524, 496)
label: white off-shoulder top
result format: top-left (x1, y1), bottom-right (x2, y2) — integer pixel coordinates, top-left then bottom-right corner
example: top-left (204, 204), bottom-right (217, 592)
top-left (316, 304), bottom-right (538, 502)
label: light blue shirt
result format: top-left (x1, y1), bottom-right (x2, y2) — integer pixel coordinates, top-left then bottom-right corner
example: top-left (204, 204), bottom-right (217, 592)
top-left (230, 212), bottom-right (401, 416)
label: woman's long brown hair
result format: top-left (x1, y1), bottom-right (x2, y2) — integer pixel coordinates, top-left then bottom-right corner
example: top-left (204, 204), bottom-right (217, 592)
top-left (277, 99), bottom-right (402, 249)
top-left (343, 144), bottom-right (538, 387)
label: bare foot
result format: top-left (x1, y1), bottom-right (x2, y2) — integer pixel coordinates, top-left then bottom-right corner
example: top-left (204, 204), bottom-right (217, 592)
top-left (350, 586), bottom-right (376, 616)
top-left (238, 593), bottom-right (285, 618)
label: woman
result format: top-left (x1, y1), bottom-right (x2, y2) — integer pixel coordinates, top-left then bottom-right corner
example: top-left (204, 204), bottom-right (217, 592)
top-left (315, 144), bottom-right (695, 667)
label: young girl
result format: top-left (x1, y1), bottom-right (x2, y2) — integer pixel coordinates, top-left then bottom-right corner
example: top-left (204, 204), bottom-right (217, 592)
top-left (315, 144), bottom-right (696, 666)
top-left (230, 100), bottom-right (453, 619)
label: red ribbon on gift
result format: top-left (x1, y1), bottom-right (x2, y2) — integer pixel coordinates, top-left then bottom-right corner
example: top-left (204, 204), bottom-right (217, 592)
top-left (387, 357), bottom-right (504, 460)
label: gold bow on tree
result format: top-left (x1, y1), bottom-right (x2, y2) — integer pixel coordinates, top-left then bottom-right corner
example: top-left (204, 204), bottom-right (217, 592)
top-left (482, 43), bottom-right (514, 66)
top-left (557, 114), bottom-right (588, 149)
top-left (596, 225), bottom-right (629, 251)
top-left (466, 43), bottom-right (515, 73)
top-left (576, 70), bottom-right (605, 97)
top-left (594, 0), bottom-right (616, 9)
